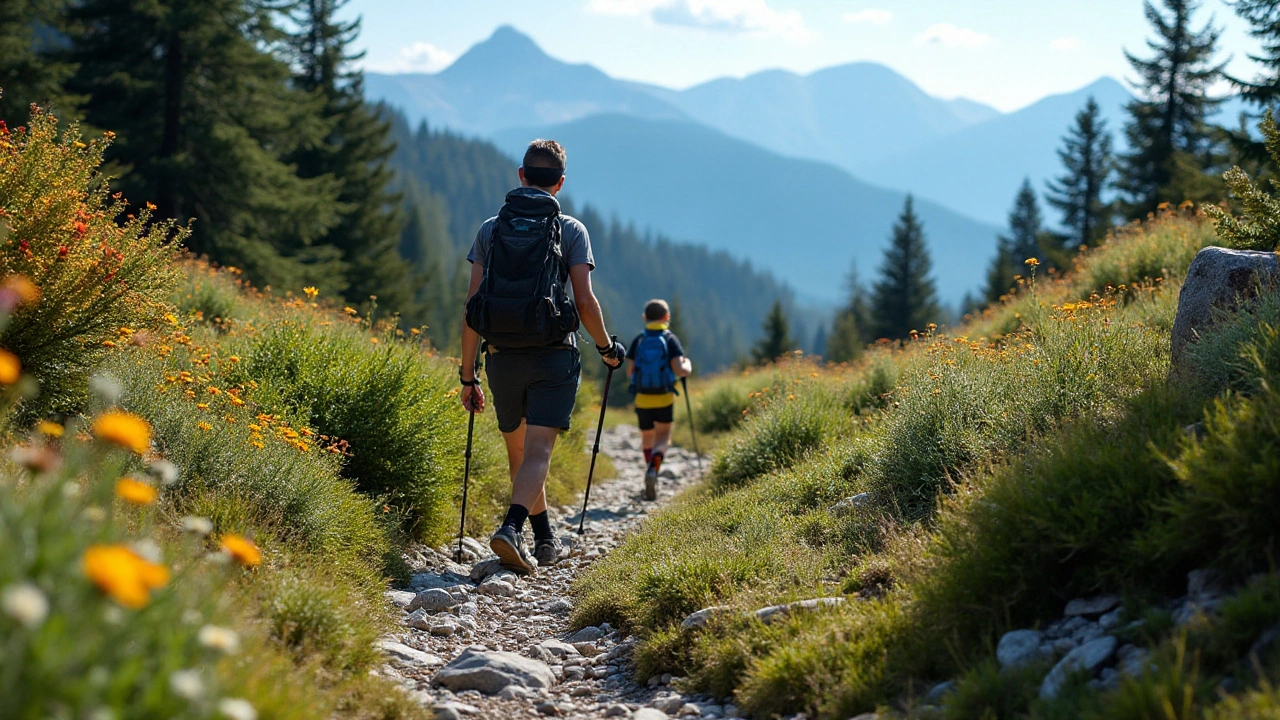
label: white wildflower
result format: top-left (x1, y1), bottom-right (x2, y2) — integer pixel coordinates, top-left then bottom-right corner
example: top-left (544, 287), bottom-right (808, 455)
top-left (1, 582), bottom-right (48, 629)
top-left (148, 459), bottom-right (179, 485)
top-left (218, 698), bottom-right (258, 720)
top-left (131, 538), bottom-right (162, 564)
top-left (169, 669), bottom-right (204, 701)
top-left (89, 373), bottom-right (123, 404)
top-left (181, 516), bottom-right (213, 536)
top-left (198, 624), bottom-right (240, 654)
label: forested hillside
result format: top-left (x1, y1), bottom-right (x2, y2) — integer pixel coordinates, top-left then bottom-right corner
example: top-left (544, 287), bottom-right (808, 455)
top-left (385, 112), bottom-right (800, 369)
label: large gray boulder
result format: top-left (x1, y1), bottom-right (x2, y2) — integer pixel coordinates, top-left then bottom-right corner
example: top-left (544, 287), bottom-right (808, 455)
top-left (433, 648), bottom-right (556, 694)
top-left (997, 629), bottom-right (1049, 670)
top-left (1039, 636), bottom-right (1117, 700)
top-left (1171, 246), bottom-right (1280, 380)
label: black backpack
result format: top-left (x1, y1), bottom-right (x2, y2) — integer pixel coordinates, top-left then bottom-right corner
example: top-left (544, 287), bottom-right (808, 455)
top-left (465, 189), bottom-right (580, 349)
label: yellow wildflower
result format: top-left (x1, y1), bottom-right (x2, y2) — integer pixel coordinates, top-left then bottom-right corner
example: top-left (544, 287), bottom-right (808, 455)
top-left (197, 422), bottom-right (212, 432)
top-left (115, 478), bottom-right (158, 506)
top-left (207, 387), bottom-right (221, 396)
top-left (82, 544), bottom-right (170, 608)
top-left (303, 286), bottom-right (318, 299)
top-left (249, 440), bottom-right (264, 449)
top-left (36, 421), bottom-right (63, 437)
top-left (343, 307), bottom-right (357, 316)
top-left (220, 535), bottom-right (262, 567)
top-left (230, 396), bottom-right (245, 407)
top-left (1024, 257), bottom-right (1040, 267)
top-left (91, 411), bottom-right (151, 454)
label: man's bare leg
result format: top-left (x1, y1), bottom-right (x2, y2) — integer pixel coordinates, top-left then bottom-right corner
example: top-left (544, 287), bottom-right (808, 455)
top-left (491, 424), bottom-right (559, 573)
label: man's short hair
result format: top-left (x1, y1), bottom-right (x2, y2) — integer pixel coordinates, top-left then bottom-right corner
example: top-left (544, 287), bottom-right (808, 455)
top-left (644, 299), bottom-right (670, 322)
top-left (523, 139), bottom-right (566, 171)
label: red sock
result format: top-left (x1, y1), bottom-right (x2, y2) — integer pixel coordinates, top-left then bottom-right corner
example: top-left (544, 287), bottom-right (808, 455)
top-left (643, 448), bottom-right (653, 465)
top-left (652, 452), bottom-right (663, 472)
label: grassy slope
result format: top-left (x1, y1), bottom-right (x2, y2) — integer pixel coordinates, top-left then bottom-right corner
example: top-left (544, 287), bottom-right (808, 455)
top-left (573, 210), bottom-right (1280, 718)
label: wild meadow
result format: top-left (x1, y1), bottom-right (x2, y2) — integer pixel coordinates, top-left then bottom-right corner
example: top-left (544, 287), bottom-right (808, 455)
top-left (0, 108), bottom-right (599, 719)
top-left (572, 206), bottom-right (1280, 718)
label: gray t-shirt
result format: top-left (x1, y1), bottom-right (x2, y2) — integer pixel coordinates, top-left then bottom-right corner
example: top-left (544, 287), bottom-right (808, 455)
top-left (466, 193), bottom-right (593, 348)
top-left (466, 214), bottom-right (594, 269)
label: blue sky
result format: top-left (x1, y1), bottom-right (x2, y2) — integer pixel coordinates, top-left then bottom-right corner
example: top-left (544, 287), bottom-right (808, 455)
top-left (343, 0), bottom-right (1258, 112)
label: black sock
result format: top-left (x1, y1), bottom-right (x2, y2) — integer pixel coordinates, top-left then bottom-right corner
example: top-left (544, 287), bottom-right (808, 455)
top-left (502, 504), bottom-right (529, 534)
top-left (529, 511), bottom-right (553, 542)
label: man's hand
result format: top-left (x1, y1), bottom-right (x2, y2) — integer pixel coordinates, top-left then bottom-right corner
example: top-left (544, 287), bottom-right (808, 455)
top-left (461, 384), bottom-right (485, 413)
top-left (597, 339), bottom-right (626, 369)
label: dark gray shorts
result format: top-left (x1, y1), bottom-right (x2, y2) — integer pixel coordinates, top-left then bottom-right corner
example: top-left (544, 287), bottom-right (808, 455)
top-left (485, 347), bottom-right (581, 433)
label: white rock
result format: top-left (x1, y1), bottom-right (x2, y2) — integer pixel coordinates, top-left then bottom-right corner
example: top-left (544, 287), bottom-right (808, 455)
top-left (1098, 608), bottom-right (1123, 630)
top-left (431, 621), bottom-right (459, 636)
top-left (385, 590), bottom-right (416, 608)
top-left (479, 578), bottom-right (517, 597)
top-left (1039, 636), bottom-right (1118, 700)
top-left (677, 704), bottom-right (700, 716)
top-left (409, 588), bottom-right (459, 613)
top-left (536, 639), bottom-right (581, 658)
top-left (604, 704), bottom-right (631, 717)
top-left (829, 493), bottom-right (873, 516)
top-left (469, 557), bottom-right (505, 582)
top-left (406, 609), bottom-right (432, 631)
top-left (573, 642), bottom-right (604, 657)
top-left (633, 710), bottom-right (669, 720)
top-left (377, 639), bottom-right (443, 668)
top-left (568, 626), bottom-right (604, 643)
top-left (653, 695), bottom-right (685, 714)
top-left (681, 606), bottom-right (733, 630)
top-left (1063, 595), bottom-right (1121, 617)
top-left (432, 648), bottom-right (556, 694)
top-left (997, 629), bottom-right (1047, 670)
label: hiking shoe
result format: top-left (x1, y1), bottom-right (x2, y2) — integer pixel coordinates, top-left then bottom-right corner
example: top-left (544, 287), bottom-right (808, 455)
top-left (644, 463), bottom-right (658, 501)
top-left (533, 537), bottom-right (562, 567)
top-left (489, 525), bottom-right (537, 576)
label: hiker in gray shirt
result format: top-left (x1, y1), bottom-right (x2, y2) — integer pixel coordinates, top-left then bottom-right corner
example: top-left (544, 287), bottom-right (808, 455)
top-left (458, 139), bottom-right (625, 575)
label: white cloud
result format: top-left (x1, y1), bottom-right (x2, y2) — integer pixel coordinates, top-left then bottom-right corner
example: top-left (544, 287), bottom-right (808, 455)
top-left (842, 9), bottom-right (892, 26)
top-left (586, 0), bottom-right (811, 41)
top-left (1050, 36), bottom-right (1080, 52)
top-left (366, 42), bottom-right (458, 74)
top-left (914, 23), bottom-right (991, 50)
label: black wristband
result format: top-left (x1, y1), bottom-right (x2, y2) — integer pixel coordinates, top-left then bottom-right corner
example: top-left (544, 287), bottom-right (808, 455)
top-left (459, 368), bottom-right (479, 387)
top-left (595, 343), bottom-right (612, 355)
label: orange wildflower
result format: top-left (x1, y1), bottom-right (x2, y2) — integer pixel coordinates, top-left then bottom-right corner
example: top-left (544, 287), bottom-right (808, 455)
top-left (82, 544), bottom-right (170, 608)
top-left (91, 411), bottom-right (151, 454)
top-left (0, 349), bottom-right (20, 384)
top-left (36, 420), bottom-right (63, 437)
top-left (115, 478), bottom-right (158, 505)
top-left (220, 535), bottom-right (262, 567)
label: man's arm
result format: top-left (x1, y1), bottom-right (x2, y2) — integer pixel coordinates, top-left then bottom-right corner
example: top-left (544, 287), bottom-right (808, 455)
top-left (568, 264), bottom-right (622, 367)
top-left (459, 263), bottom-right (485, 412)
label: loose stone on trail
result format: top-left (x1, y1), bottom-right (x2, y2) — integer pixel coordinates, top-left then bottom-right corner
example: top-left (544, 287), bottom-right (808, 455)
top-left (375, 425), bottom-right (708, 718)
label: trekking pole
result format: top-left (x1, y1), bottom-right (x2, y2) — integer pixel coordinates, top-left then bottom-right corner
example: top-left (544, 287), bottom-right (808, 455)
top-left (579, 336), bottom-right (618, 535)
top-left (456, 363), bottom-right (480, 563)
top-left (680, 376), bottom-right (702, 471)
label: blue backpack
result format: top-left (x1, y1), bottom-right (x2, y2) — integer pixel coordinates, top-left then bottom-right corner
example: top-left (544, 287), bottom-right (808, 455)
top-left (630, 330), bottom-right (677, 395)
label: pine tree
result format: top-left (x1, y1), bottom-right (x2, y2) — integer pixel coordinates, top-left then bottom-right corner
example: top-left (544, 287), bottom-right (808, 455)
top-left (752, 299), bottom-right (796, 364)
top-left (1225, 1), bottom-right (1280, 164)
top-left (1117, 0), bottom-right (1227, 218)
top-left (62, 0), bottom-right (344, 291)
top-left (0, 0), bottom-right (78, 125)
top-left (288, 0), bottom-right (418, 318)
top-left (870, 196), bottom-right (939, 340)
top-left (983, 239), bottom-right (1016, 305)
top-left (825, 261), bottom-right (870, 363)
top-left (1045, 96), bottom-right (1115, 249)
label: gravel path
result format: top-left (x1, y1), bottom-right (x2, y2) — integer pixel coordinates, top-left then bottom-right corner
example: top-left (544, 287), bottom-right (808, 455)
top-left (376, 425), bottom-right (729, 720)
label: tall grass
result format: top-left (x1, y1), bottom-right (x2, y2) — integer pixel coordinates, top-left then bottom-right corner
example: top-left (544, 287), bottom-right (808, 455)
top-left (572, 212), bottom-right (1262, 718)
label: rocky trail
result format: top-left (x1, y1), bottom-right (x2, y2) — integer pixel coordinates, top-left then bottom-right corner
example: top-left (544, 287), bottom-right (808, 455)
top-left (375, 425), bottom-right (732, 720)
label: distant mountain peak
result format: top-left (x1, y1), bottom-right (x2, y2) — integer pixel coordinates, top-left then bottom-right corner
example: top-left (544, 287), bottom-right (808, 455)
top-left (444, 25), bottom-right (551, 76)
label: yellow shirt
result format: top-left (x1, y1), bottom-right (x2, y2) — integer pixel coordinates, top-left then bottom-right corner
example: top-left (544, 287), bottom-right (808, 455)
top-left (633, 322), bottom-right (676, 409)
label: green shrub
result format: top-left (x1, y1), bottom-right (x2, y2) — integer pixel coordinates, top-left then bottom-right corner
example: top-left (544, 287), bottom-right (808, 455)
top-left (711, 385), bottom-right (844, 489)
top-left (697, 381), bottom-right (751, 433)
top-left (942, 658), bottom-right (1046, 720)
top-left (1185, 290), bottom-right (1280, 398)
top-left (226, 321), bottom-right (466, 542)
top-left (109, 345), bottom-right (388, 570)
top-left (1144, 385), bottom-right (1280, 579)
top-left (1207, 110), bottom-right (1280, 253)
top-left (0, 107), bottom-right (183, 418)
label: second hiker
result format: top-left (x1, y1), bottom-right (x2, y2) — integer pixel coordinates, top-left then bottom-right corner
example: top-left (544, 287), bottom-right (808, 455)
top-left (627, 299), bottom-right (692, 501)
top-left (459, 139), bottom-right (626, 575)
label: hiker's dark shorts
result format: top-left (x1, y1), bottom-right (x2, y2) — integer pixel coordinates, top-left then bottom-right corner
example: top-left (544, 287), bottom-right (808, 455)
top-left (485, 346), bottom-right (581, 433)
top-left (635, 404), bottom-right (674, 431)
